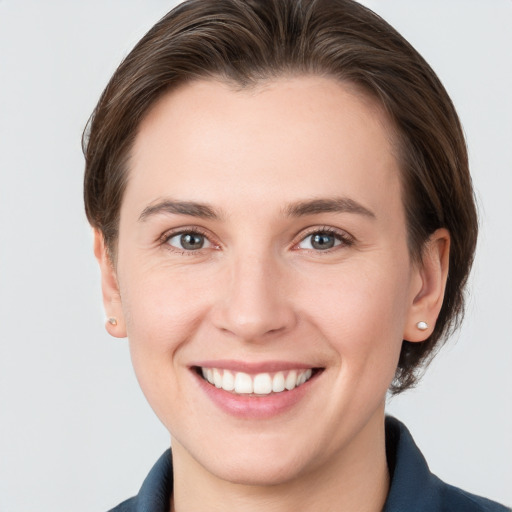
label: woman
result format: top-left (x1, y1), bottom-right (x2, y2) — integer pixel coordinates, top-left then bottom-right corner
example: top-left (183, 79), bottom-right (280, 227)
top-left (83, 0), bottom-right (509, 510)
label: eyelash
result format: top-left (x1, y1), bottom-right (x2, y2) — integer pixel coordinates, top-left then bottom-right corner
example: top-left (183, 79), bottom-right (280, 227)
top-left (293, 226), bottom-right (355, 253)
top-left (159, 226), bottom-right (354, 254)
top-left (160, 227), bottom-right (215, 255)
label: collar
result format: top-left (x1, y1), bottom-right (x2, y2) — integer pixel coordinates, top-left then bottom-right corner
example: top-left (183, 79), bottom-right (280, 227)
top-left (383, 418), bottom-right (508, 511)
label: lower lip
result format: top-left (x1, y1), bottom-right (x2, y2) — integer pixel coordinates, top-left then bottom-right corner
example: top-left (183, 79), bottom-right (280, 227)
top-left (193, 370), bottom-right (320, 419)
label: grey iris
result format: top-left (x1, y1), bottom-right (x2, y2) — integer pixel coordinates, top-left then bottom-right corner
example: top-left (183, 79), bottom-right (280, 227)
top-left (181, 233), bottom-right (204, 250)
top-left (311, 233), bottom-right (335, 250)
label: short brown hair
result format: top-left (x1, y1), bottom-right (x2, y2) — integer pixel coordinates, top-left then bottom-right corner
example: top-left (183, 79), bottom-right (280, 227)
top-left (83, 0), bottom-right (478, 393)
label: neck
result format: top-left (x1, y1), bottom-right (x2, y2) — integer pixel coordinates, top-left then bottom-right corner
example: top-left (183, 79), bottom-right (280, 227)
top-left (171, 411), bottom-right (390, 512)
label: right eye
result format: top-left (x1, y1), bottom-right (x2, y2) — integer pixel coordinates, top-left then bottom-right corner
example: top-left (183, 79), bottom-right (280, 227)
top-left (166, 231), bottom-right (212, 251)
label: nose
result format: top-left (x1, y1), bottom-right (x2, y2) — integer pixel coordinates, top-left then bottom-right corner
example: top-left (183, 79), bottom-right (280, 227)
top-left (211, 251), bottom-right (297, 342)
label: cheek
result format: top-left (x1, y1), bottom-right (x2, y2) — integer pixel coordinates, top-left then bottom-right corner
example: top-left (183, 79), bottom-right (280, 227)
top-left (118, 261), bottom-right (212, 392)
top-left (119, 277), bottom-right (207, 428)
top-left (303, 255), bottom-right (410, 319)
top-left (297, 259), bottom-right (410, 376)
top-left (120, 252), bottom-right (213, 338)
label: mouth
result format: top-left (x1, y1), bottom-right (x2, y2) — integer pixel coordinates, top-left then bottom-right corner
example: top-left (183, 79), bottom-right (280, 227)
top-left (194, 366), bottom-right (322, 396)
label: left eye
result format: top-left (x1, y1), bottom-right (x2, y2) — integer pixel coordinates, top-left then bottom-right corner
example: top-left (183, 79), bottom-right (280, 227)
top-left (298, 231), bottom-right (343, 251)
top-left (166, 232), bottom-right (212, 251)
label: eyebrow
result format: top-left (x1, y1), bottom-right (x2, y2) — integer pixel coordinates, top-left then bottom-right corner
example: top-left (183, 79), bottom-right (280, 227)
top-left (138, 196), bottom-right (375, 222)
top-left (138, 199), bottom-right (222, 221)
top-left (284, 197), bottom-right (376, 218)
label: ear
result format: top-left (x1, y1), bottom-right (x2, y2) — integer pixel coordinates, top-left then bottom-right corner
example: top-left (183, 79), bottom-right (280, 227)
top-left (93, 229), bottom-right (127, 338)
top-left (404, 228), bottom-right (450, 342)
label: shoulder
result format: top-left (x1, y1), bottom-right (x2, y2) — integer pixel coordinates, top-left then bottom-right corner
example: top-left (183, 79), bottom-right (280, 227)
top-left (105, 449), bottom-right (173, 512)
top-left (384, 417), bottom-right (510, 512)
top-left (436, 480), bottom-right (511, 512)
top-left (107, 497), bottom-right (137, 512)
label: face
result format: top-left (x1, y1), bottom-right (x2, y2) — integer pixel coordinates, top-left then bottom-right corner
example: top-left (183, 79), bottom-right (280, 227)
top-left (101, 77), bottom-right (436, 486)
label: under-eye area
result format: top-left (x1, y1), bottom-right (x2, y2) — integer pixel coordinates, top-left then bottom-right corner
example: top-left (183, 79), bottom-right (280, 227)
top-left (194, 366), bottom-right (324, 396)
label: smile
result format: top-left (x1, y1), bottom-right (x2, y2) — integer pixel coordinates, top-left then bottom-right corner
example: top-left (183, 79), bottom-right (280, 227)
top-left (199, 367), bottom-right (315, 395)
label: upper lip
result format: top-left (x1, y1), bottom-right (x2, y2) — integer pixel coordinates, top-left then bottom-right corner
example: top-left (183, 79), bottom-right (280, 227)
top-left (192, 360), bottom-right (320, 374)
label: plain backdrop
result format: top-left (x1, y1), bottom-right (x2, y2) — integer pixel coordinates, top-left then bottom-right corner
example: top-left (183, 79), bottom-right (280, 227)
top-left (0, 1), bottom-right (511, 511)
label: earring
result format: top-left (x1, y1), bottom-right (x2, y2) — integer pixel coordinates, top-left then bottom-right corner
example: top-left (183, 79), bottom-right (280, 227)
top-left (108, 317), bottom-right (118, 326)
top-left (416, 321), bottom-right (428, 331)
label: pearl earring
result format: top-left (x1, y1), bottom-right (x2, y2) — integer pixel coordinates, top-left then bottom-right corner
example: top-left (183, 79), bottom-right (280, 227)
top-left (108, 317), bottom-right (118, 326)
top-left (416, 321), bottom-right (428, 331)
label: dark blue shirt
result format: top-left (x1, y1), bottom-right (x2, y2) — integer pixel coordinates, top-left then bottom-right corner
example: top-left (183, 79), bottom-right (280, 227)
top-left (109, 417), bottom-right (510, 511)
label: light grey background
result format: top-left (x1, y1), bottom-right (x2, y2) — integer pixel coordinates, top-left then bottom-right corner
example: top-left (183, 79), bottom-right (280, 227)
top-left (0, 1), bottom-right (510, 511)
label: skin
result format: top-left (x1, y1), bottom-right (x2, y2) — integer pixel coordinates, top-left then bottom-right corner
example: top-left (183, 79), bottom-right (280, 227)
top-left (95, 76), bottom-right (450, 512)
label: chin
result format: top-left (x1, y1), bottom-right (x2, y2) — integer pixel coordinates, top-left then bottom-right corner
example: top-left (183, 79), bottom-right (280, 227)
top-left (192, 435), bottom-right (318, 487)
top-left (209, 454), bottom-right (307, 487)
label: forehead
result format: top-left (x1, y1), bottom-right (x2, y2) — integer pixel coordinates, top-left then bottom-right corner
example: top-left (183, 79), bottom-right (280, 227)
top-left (125, 76), bottom-right (401, 220)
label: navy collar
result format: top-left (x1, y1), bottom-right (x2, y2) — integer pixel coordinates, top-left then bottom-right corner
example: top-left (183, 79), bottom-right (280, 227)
top-left (131, 449), bottom-right (173, 512)
top-left (111, 417), bottom-right (508, 511)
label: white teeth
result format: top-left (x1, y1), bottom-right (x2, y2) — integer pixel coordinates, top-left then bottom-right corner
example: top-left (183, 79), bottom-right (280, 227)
top-left (200, 367), bottom-right (315, 395)
top-left (297, 368), bottom-right (312, 386)
top-left (272, 372), bottom-right (285, 392)
top-left (213, 368), bottom-right (222, 388)
top-left (222, 369), bottom-right (235, 391)
top-left (253, 373), bottom-right (272, 394)
top-left (285, 370), bottom-right (297, 390)
top-left (234, 372), bottom-right (253, 393)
